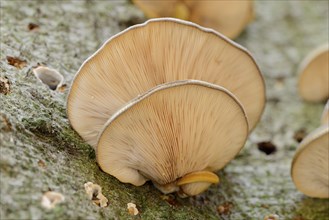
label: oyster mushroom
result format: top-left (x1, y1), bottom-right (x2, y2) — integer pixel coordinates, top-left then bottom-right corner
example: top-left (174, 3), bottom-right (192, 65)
top-left (97, 80), bottom-right (249, 196)
top-left (33, 66), bottom-right (64, 91)
top-left (297, 44), bottom-right (329, 102)
top-left (132, 0), bottom-right (254, 39)
top-left (291, 125), bottom-right (329, 198)
top-left (67, 18), bottom-right (265, 148)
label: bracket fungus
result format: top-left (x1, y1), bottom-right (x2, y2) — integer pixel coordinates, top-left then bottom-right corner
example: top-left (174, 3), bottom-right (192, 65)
top-left (132, 0), bottom-right (254, 39)
top-left (291, 125), bottom-right (329, 198)
top-left (67, 18), bottom-right (265, 196)
top-left (297, 44), bottom-right (329, 102)
top-left (67, 18), bottom-right (265, 148)
top-left (97, 80), bottom-right (248, 196)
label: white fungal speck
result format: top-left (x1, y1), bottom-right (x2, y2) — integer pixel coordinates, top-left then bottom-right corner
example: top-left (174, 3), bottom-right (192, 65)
top-left (41, 191), bottom-right (65, 209)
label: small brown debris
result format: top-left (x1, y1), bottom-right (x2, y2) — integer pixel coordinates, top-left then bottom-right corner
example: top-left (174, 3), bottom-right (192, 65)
top-left (41, 191), bottom-right (65, 209)
top-left (257, 141), bottom-right (277, 155)
top-left (28, 22), bottom-right (40, 31)
top-left (84, 182), bottom-right (108, 207)
top-left (292, 216), bottom-right (305, 220)
top-left (0, 77), bottom-right (10, 95)
top-left (260, 204), bottom-right (269, 209)
top-left (38, 159), bottom-right (46, 168)
top-left (6, 56), bottom-right (27, 69)
top-left (274, 76), bottom-right (285, 89)
top-left (217, 202), bottom-right (233, 215)
top-left (56, 83), bottom-right (67, 93)
top-left (160, 194), bottom-right (179, 206)
top-left (264, 214), bottom-right (280, 220)
top-left (293, 129), bottom-right (307, 143)
top-left (127, 202), bottom-right (139, 216)
top-left (0, 114), bottom-right (12, 132)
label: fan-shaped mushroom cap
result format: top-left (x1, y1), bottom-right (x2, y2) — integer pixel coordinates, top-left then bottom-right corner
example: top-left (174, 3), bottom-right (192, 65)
top-left (298, 44), bottom-right (329, 102)
top-left (96, 80), bottom-right (249, 196)
top-left (133, 0), bottom-right (254, 39)
top-left (291, 125), bottom-right (329, 198)
top-left (67, 18), bottom-right (264, 148)
top-left (321, 100), bottom-right (329, 125)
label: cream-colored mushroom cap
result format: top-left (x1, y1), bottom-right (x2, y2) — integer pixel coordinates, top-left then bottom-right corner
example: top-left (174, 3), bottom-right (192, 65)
top-left (133, 0), bottom-right (254, 39)
top-left (321, 100), bottom-right (329, 125)
top-left (33, 66), bottom-right (64, 90)
top-left (96, 80), bottom-right (249, 196)
top-left (67, 18), bottom-right (264, 148)
top-left (291, 125), bottom-right (329, 198)
top-left (298, 44), bottom-right (329, 102)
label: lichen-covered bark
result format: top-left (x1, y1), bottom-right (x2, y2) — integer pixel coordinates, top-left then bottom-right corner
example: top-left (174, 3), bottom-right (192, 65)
top-left (1, 0), bottom-right (328, 219)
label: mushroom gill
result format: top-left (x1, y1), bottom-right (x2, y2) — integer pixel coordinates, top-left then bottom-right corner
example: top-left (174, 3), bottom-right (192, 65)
top-left (67, 18), bottom-right (264, 148)
top-left (96, 80), bottom-right (249, 196)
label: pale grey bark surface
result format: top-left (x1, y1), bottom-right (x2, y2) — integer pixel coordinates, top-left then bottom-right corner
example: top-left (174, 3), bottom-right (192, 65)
top-left (1, 0), bottom-right (328, 219)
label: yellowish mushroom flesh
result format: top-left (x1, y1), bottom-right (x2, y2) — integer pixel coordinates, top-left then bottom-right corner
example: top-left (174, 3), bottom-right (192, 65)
top-left (133, 0), bottom-right (254, 39)
top-left (176, 171), bottom-right (219, 186)
top-left (291, 125), bottom-right (329, 198)
top-left (298, 44), bottom-right (329, 102)
top-left (176, 170), bottom-right (219, 197)
top-left (67, 18), bottom-right (264, 148)
top-left (97, 80), bottom-right (249, 195)
top-left (154, 170), bottom-right (219, 197)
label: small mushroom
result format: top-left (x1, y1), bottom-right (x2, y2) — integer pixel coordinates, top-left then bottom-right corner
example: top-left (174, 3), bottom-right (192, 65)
top-left (297, 44), bottom-right (329, 102)
top-left (291, 125), bottom-right (329, 198)
top-left (132, 0), bottom-right (254, 39)
top-left (321, 100), bottom-right (329, 125)
top-left (84, 182), bottom-right (108, 207)
top-left (67, 18), bottom-right (265, 148)
top-left (127, 202), bottom-right (139, 216)
top-left (96, 80), bottom-right (249, 196)
top-left (33, 66), bottom-right (64, 91)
